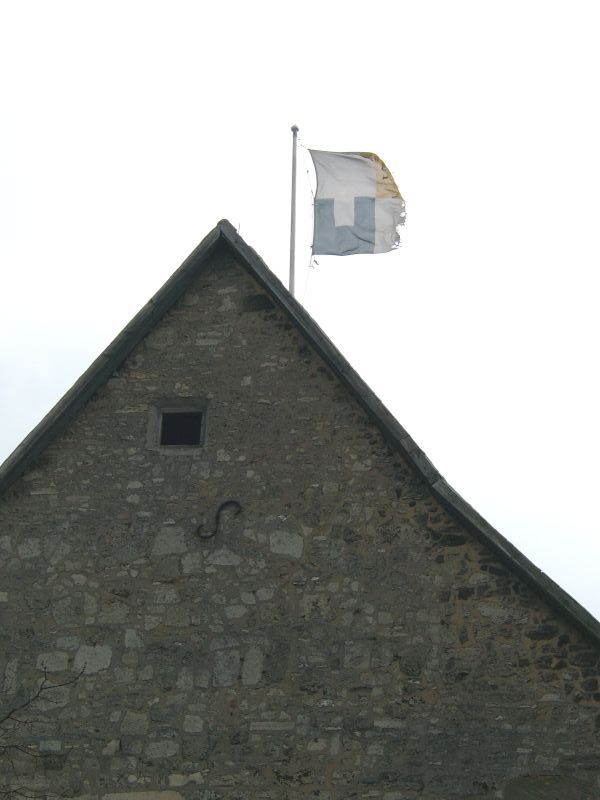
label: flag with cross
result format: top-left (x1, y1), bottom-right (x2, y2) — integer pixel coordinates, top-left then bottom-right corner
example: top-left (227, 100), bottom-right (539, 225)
top-left (309, 150), bottom-right (405, 256)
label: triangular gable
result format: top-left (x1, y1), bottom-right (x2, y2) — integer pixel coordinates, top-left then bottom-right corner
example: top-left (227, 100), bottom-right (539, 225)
top-left (1, 219), bottom-right (599, 648)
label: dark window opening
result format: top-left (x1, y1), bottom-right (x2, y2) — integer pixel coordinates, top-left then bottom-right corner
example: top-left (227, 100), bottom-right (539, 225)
top-left (160, 411), bottom-right (204, 446)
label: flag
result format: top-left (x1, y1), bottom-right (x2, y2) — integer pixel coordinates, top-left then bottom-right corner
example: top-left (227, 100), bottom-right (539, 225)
top-left (309, 150), bottom-right (405, 256)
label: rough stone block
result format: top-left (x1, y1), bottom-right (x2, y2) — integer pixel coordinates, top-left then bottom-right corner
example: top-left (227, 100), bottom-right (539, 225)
top-left (36, 651), bottom-right (69, 672)
top-left (74, 644), bottom-right (112, 674)
top-left (206, 547), bottom-right (242, 566)
top-left (145, 740), bottom-right (180, 759)
top-left (121, 711), bottom-right (149, 735)
top-left (242, 645), bottom-right (263, 686)
top-left (269, 530), bottom-right (303, 558)
top-left (183, 714), bottom-right (204, 733)
top-left (152, 528), bottom-right (187, 556)
top-left (214, 649), bottom-right (240, 686)
top-left (125, 629), bottom-right (145, 648)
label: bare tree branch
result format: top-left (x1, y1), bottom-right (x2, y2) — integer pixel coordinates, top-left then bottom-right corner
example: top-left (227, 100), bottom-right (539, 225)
top-left (0, 666), bottom-right (85, 800)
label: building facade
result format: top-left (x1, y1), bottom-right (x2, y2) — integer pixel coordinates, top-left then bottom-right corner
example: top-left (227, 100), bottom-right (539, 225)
top-left (1, 222), bottom-right (599, 799)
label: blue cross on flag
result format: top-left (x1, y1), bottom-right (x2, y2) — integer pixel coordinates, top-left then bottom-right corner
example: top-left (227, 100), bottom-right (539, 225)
top-left (310, 150), bottom-right (405, 256)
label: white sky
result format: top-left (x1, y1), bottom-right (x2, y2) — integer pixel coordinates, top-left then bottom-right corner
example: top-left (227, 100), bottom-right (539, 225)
top-left (1, 1), bottom-right (599, 619)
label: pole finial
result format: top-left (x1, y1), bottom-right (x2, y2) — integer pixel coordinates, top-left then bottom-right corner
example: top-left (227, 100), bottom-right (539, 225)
top-left (291, 125), bottom-right (299, 134)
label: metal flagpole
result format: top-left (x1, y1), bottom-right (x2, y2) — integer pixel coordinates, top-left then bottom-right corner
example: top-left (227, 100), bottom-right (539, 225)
top-left (289, 125), bottom-right (299, 297)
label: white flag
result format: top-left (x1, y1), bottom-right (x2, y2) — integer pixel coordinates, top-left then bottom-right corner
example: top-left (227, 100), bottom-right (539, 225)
top-left (310, 150), bottom-right (405, 256)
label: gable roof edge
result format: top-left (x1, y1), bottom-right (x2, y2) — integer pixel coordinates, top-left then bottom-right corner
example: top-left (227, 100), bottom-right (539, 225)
top-left (430, 479), bottom-right (600, 645)
top-left (0, 225), bottom-right (223, 496)
top-left (219, 222), bottom-right (600, 649)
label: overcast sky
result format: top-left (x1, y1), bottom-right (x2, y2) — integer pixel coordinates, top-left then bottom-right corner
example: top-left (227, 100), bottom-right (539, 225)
top-left (1, 1), bottom-right (599, 619)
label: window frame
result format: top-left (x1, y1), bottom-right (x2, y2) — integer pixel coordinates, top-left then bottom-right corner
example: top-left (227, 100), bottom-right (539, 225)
top-left (146, 397), bottom-right (208, 452)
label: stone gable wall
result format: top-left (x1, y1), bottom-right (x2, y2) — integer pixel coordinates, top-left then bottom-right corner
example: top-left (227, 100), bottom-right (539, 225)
top-left (1, 251), bottom-right (599, 799)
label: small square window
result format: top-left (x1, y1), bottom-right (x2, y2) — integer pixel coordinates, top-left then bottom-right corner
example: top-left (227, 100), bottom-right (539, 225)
top-left (147, 398), bottom-right (208, 452)
top-left (160, 411), bottom-right (205, 446)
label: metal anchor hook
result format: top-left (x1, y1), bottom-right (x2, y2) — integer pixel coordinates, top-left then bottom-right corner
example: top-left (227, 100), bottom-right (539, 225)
top-left (197, 500), bottom-right (242, 540)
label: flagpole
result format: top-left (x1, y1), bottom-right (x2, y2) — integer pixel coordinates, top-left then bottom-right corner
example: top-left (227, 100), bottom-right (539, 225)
top-left (289, 125), bottom-right (299, 297)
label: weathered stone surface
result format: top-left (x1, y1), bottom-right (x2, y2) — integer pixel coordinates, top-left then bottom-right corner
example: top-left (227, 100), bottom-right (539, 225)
top-left (269, 529), bottom-right (303, 558)
top-left (213, 649), bottom-right (240, 686)
top-left (145, 740), bottom-right (179, 759)
top-left (124, 629), bottom-right (144, 649)
top-left (241, 645), bottom-right (263, 685)
top-left (36, 651), bottom-right (69, 672)
top-left (343, 640), bottom-right (371, 670)
top-left (182, 714), bottom-right (204, 733)
top-left (1, 249), bottom-right (599, 799)
top-left (505, 775), bottom-right (588, 799)
top-left (103, 793), bottom-right (183, 800)
top-left (181, 551), bottom-right (203, 573)
top-left (206, 546), bottom-right (241, 566)
top-left (168, 773), bottom-right (204, 787)
top-left (250, 720), bottom-right (295, 732)
top-left (121, 711), bottom-right (149, 735)
top-left (17, 538), bottom-right (41, 558)
top-left (152, 527), bottom-right (187, 556)
top-left (73, 644), bottom-right (112, 674)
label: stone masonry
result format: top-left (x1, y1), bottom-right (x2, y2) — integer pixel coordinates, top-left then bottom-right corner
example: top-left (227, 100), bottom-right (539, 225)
top-left (1, 230), bottom-right (599, 799)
